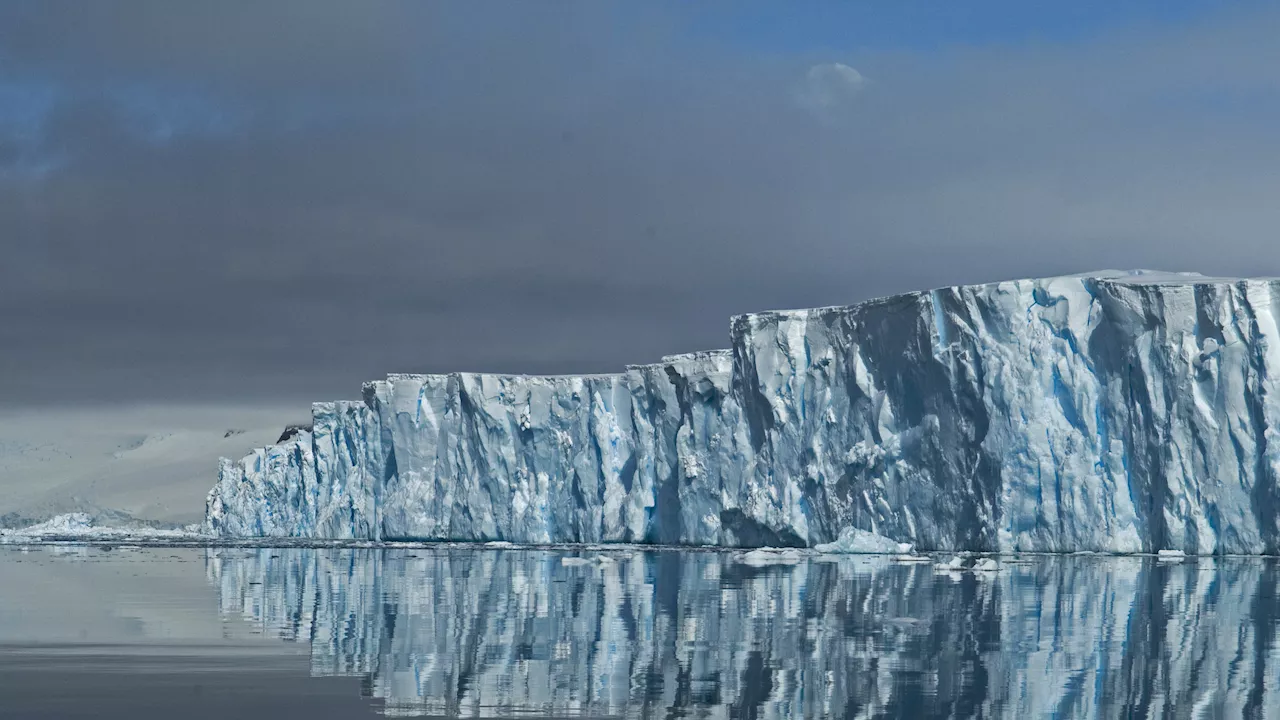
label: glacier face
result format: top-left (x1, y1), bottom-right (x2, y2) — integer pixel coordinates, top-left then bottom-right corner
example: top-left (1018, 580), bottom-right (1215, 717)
top-left (206, 271), bottom-right (1280, 553)
top-left (371, 372), bottom-right (646, 544)
top-left (207, 400), bottom-right (381, 539)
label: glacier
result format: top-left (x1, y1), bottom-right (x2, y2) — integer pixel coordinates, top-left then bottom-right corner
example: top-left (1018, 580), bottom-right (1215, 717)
top-left (206, 271), bottom-right (1280, 554)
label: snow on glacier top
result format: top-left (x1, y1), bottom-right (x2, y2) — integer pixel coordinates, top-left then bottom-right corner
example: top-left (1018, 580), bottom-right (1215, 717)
top-left (382, 370), bottom-right (626, 382)
top-left (730, 269), bottom-right (1279, 323)
top-left (1096, 270), bottom-right (1280, 286)
top-left (660, 350), bottom-right (733, 363)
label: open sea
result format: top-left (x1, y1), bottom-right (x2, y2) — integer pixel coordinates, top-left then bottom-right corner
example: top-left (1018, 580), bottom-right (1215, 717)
top-left (1, 545), bottom-right (1278, 718)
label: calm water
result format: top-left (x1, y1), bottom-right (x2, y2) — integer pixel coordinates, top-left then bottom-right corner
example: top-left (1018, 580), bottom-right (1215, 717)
top-left (2, 546), bottom-right (1279, 718)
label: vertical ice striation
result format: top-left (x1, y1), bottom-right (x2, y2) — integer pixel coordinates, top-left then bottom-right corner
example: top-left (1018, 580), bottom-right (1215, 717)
top-left (627, 351), bottom-right (750, 544)
top-left (732, 272), bottom-right (1280, 553)
top-left (206, 400), bottom-right (380, 539)
top-left (369, 372), bottom-right (643, 543)
top-left (206, 271), bottom-right (1280, 553)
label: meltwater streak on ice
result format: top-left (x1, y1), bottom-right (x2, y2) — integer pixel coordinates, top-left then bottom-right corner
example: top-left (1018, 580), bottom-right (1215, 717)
top-left (207, 271), bottom-right (1280, 553)
top-left (207, 548), bottom-right (1280, 719)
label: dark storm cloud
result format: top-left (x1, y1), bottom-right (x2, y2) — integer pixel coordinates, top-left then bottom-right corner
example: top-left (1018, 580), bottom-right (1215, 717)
top-left (3, 3), bottom-right (1280, 404)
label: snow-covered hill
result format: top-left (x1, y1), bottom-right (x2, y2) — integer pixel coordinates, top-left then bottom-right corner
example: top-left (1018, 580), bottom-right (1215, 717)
top-left (0, 405), bottom-right (303, 530)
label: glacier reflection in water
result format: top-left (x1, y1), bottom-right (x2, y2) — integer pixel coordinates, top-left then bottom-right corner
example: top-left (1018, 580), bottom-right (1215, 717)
top-left (206, 548), bottom-right (1280, 718)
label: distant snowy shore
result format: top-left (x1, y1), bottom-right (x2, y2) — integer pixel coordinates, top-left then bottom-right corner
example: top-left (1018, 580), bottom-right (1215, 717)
top-left (0, 405), bottom-right (303, 531)
top-left (0, 513), bottom-right (207, 543)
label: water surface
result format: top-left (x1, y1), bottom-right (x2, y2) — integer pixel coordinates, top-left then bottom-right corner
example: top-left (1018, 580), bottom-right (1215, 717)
top-left (2, 546), bottom-right (1278, 718)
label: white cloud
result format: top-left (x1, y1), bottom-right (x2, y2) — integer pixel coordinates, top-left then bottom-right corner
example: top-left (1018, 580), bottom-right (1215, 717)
top-left (795, 62), bottom-right (866, 115)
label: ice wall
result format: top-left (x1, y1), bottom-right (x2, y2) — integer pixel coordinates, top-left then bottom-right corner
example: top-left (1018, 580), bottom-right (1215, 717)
top-left (627, 351), bottom-right (751, 544)
top-left (206, 400), bottom-right (380, 539)
top-left (207, 272), bottom-right (1280, 553)
top-left (207, 352), bottom-right (741, 544)
top-left (370, 372), bottom-right (643, 543)
top-left (735, 272), bottom-right (1280, 553)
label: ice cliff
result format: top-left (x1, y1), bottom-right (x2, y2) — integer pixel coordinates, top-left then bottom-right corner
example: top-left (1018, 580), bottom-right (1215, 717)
top-left (207, 271), bottom-right (1280, 553)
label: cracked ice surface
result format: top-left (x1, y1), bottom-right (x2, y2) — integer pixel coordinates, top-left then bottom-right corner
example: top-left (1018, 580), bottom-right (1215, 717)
top-left (207, 271), bottom-right (1280, 553)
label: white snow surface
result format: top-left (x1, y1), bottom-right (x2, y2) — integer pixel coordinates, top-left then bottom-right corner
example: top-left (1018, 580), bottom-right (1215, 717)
top-left (206, 271), bottom-right (1280, 554)
top-left (0, 405), bottom-right (302, 535)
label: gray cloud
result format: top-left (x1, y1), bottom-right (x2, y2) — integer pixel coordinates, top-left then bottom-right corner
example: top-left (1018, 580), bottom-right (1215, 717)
top-left (3, 4), bottom-right (1280, 405)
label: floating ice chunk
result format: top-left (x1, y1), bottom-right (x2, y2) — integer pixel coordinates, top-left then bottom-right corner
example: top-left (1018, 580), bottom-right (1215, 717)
top-left (738, 548), bottom-right (805, 566)
top-left (971, 558), bottom-right (1000, 572)
top-left (814, 527), bottom-right (913, 554)
top-left (934, 556), bottom-right (965, 571)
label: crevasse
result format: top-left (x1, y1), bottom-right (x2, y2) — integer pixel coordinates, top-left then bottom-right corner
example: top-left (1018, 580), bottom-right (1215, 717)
top-left (205, 271), bottom-right (1280, 553)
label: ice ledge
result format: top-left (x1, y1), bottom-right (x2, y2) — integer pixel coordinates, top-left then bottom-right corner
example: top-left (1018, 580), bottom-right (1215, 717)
top-left (207, 271), bottom-right (1280, 554)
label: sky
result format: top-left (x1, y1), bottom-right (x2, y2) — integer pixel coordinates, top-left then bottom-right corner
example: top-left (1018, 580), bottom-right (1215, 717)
top-left (3, 1), bottom-right (1280, 405)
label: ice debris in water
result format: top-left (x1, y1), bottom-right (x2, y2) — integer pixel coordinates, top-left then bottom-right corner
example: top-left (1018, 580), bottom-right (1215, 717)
top-left (892, 554), bottom-right (933, 564)
top-left (206, 271), bottom-right (1280, 555)
top-left (738, 548), bottom-right (806, 566)
top-left (814, 527), bottom-right (914, 554)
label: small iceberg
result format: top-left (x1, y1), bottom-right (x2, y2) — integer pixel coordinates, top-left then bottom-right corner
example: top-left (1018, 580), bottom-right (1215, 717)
top-left (814, 527), bottom-right (913, 555)
top-left (934, 556), bottom-right (965, 571)
top-left (737, 548), bottom-right (805, 567)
